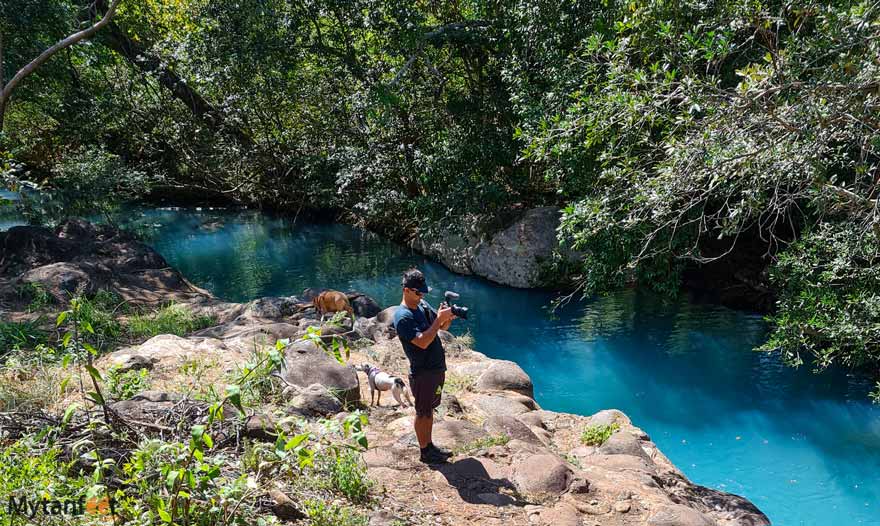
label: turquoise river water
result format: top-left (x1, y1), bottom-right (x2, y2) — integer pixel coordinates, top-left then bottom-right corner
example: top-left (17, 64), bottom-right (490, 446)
top-left (6, 205), bottom-right (880, 525)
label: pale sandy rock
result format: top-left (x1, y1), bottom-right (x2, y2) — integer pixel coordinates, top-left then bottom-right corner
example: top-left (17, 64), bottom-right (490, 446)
top-left (511, 453), bottom-right (572, 496)
top-left (475, 361), bottom-right (534, 397)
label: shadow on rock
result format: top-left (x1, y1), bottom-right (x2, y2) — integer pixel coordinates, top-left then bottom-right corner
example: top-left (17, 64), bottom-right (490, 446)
top-left (429, 457), bottom-right (524, 507)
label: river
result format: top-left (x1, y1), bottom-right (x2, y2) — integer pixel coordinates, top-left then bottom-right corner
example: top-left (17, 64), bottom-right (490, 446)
top-left (5, 205), bottom-right (880, 525)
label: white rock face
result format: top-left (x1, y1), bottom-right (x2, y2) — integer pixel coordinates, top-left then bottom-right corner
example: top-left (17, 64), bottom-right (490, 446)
top-left (411, 207), bottom-right (581, 288)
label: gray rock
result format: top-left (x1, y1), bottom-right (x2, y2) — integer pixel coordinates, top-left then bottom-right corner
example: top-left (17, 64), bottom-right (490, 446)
top-left (347, 293), bottom-right (381, 318)
top-left (243, 296), bottom-right (301, 319)
top-left (245, 413), bottom-right (277, 441)
top-left (512, 453), bottom-right (573, 496)
top-left (469, 393), bottom-right (537, 417)
top-left (279, 340), bottom-right (360, 404)
top-left (475, 361), bottom-right (534, 397)
top-left (287, 383), bottom-right (344, 416)
top-left (268, 489), bottom-right (305, 520)
top-left (516, 412), bottom-right (546, 429)
top-left (484, 415), bottom-right (542, 444)
top-left (375, 306), bottom-right (398, 325)
top-left (20, 262), bottom-right (104, 301)
top-left (471, 207), bottom-right (581, 288)
top-left (354, 316), bottom-right (396, 341)
top-left (647, 505), bottom-right (717, 526)
top-left (597, 431), bottom-right (650, 460)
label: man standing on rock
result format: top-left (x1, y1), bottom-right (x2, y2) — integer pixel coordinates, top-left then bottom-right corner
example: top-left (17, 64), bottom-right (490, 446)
top-left (393, 268), bottom-right (456, 464)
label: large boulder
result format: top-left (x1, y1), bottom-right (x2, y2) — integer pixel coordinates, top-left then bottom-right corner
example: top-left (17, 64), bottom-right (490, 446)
top-left (20, 262), bottom-right (106, 301)
top-left (475, 360), bottom-right (534, 397)
top-left (287, 384), bottom-right (344, 416)
top-left (484, 415), bottom-right (542, 444)
top-left (347, 293), bottom-right (381, 318)
top-left (511, 453), bottom-right (573, 496)
top-left (471, 207), bottom-right (579, 288)
top-left (101, 334), bottom-right (243, 375)
top-left (278, 340), bottom-right (360, 404)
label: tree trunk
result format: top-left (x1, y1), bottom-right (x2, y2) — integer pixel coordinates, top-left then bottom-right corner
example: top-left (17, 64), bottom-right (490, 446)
top-left (0, 0), bottom-right (121, 133)
top-left (95, 12), bottom-right (254, 149)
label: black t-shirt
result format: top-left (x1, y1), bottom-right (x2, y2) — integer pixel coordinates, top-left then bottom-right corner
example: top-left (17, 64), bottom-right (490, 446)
top-left (393, 300), bottom-right (446, 375)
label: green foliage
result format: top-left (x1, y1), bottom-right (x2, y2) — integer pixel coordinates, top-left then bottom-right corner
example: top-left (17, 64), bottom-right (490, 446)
top-left (454, 434), bottom-right (510, 455)
top-left (127, 303), bottom-right (216, 340)
top-left (105, 366), bottom-right (151, 401)
top-left (0, 438), bottom-right (88, 523)
top-left (322, 449), bottom-right (373, 504)
top-left (581, 423), bottom-right (620, 446)
top-left (760, 223), bottom-right (880, 375)
top-left (303, 499), bottom-right (368, 526)
top-left (227, 345), bottom-right (285, 407)
top-left (18, 281), bottom-right (54, 312)
top-left (12, 146), bottom-right (153, 226)
top-left (0, 319), bottom-right (47, 354)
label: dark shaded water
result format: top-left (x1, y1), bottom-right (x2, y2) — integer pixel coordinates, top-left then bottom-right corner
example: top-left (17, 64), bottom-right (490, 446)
top-left (5, 205), bottom-right (880, 525)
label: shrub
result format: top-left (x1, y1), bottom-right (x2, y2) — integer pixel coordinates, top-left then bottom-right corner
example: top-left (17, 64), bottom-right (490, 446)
top-left (303, 499), bottom-right (368, 526)
top-left (581, 423), bottom-right (619, 446)
top-left (105, 366), bottom-right (150, 401)
top-left (17, 282), bottom-right (53, 312)
top-left (325, 449), bottom-right (372, 504)
top-left (126, 303), bottom-right (215, 339)
top-left (0, 320), bottom-right (47, 354)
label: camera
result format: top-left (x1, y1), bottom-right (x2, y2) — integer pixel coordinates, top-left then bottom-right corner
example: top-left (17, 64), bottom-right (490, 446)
top-left (443, 291), bottom-right (469, 320)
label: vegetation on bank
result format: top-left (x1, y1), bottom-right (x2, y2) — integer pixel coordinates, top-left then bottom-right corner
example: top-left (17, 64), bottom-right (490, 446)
top-left (0, 290), bottom-right (374, 525)
top-left (1, 1), bottom-right (879, 395)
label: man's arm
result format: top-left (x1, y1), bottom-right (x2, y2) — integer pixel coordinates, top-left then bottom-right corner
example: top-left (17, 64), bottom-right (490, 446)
top-left (411, 306), bottom-right (453, 349)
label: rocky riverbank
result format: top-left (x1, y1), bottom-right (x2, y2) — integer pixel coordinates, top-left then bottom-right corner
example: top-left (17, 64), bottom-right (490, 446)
top-left (0, 220), bottom-right (770, 526)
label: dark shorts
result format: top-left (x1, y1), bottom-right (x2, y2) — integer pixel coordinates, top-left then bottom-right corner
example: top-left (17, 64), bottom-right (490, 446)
top-left (410, 370), bottom-right (445, 417)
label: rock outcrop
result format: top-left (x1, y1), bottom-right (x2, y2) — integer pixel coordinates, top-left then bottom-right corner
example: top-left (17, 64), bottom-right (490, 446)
top-left (0, 219), bottom-right (214, 308)
top-left (411, 207), bottom-right (582, 288)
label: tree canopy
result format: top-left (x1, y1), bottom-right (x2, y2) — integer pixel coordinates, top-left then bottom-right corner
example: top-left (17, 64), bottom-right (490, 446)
top-left (2, 0), bottom-right (879, 396)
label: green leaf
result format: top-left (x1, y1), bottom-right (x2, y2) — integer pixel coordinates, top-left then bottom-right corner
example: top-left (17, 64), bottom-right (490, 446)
top-left (62, 404), bottom-right (78, 426)
top-left (191, 424), bottom-right (206, 442)
top-left (225, 384), bottom-right (244, 414)
top-left (158, 508), bottom-right (172, 523)
top-left (284, 432), bottom-right (309, 451)
top-left (202, 432), bottom-right (213, 449)
top-left (86, 391), bottom-right (104, 405)
top-left (60, 376), bottom-right (71, 393)
top-left (83, 342), bottom-right (98, 356)
top-left (62, 354), bottom-right (71, 368)
top-left (85, 364), bottom-right (103, 383)
top-left (62, 332), bottom-right (72, 348)
top-left (274, 435), bottom-right (287, 458)
top-left (165, 470), bottom-right (180, 490)
top-left (82, 321), bottom-right (95, 334)
top-left (56, 311), bottom-right (69, 327)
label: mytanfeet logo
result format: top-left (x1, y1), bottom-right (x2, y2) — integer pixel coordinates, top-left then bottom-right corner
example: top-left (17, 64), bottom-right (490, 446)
top-left (7, 494), bottom-right (117, 521)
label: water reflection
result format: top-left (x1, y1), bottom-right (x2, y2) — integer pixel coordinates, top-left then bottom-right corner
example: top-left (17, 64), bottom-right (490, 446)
top-left (97, 206), bottom-right (880, 526)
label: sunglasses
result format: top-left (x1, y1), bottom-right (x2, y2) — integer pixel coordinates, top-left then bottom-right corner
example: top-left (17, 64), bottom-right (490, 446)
top-left (406, 287), bottom-right (425, 296)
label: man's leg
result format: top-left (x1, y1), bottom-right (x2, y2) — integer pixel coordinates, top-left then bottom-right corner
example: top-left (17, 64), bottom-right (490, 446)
top-left (414, 414), bottom-right (433, 448)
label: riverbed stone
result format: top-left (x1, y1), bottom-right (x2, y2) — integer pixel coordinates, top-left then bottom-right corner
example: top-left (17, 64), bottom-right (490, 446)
top-left (475, 360), bottom-right (534, 397)
top-left (279, 340), bottom-right (360, 404)
top-left (287, 383), bottom-right (344, 416)
top-left (511, 453), bottom-right (572, 496)
top-left (484, 415), bottom-right (542, 444)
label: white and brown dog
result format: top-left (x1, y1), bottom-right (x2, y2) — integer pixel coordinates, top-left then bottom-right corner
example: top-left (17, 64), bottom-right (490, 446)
top-left (355, 363), bottom-right (413, 407)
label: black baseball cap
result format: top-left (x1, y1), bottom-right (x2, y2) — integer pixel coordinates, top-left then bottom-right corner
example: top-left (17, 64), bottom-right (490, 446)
top-left (402, 268), bottom-right (431, 294)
